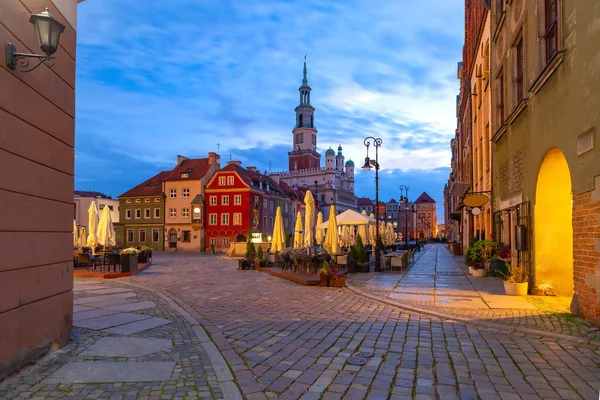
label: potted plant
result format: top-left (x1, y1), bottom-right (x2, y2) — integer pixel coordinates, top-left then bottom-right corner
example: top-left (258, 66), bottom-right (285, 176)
top-left (120, 247), bottom-right (141, 272)
top-left (489, 243), bottom-right (510, 278)
top-left (465, 239), bottom-right (498, 278)
top-left (318, 261), bottom-right (330, 287)
top-left (348, 234), bottom-right (369, 273)
top-left (239, 239), bottom-right (256, 270)
top-left (499, 262), bottom-right (529, 295)
top-left (255, 246), bottom-right (265, 269)
top-left (138, 245), bottom-right (153, 263)
top-left (329, 268), bottom-right (346, 287)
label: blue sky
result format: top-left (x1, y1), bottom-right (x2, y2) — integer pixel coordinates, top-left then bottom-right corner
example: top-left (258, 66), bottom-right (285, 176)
top-left (74, 0), bottom-right (464, 223)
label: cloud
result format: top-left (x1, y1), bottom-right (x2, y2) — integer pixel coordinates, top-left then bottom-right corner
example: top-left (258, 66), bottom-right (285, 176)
top-left (75, 0), bottom-right (463, 223)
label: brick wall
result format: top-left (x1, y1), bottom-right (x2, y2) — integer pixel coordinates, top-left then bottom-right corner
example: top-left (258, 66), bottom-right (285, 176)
top-left (572, 185), bottom-right (600, 326)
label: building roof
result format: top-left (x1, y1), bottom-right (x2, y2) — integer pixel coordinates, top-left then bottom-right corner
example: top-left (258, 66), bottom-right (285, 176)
top-left (164, 157), bottom-right (211, 181)
top-left (74, 190), bottom-right (112, 199)
top-left (345, 159), bottom-right (354, 167)
top-left (387, 198), bottom-right (398, 204)
top-left (414, 192), bottom-right (436, 204)
top-left (357, 197), bottom-right (374, 206)
top-left (325, 147), bottom-right (335, 156)
top-left (119, 171), bottom-right (170, 198)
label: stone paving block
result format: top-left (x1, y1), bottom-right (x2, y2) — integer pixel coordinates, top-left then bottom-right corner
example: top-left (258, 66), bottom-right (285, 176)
top-left (102, 317), bottom-right (172, 335)
top-left (105, 301), bottom-right (157, 312)
top-left (73, 312), bottom-right (149, 330)
top-left (44, 362), bottom-right (176, 383)
top-left (73, 308), bottom-right (122, 322)
top-left (82, 337), bottom-right (173, 358)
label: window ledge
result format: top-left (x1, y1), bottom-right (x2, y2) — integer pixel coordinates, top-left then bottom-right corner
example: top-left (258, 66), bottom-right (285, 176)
top-left (491, 99), bottom-right (528, 142)
top-left (492, 12), bottom-right (506, 43)
top-left (492, 124), bottom-right (508, 143)
top-left (528, 50), bottom-right (566, 95)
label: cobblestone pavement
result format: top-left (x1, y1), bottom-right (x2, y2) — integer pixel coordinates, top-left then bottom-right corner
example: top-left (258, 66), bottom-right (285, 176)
top-left (0, 278), bottom-right (230, 400)
top-left (347, 245), bottom-right (600, 343)
top-left (2, 252), bottom-right (600, 400)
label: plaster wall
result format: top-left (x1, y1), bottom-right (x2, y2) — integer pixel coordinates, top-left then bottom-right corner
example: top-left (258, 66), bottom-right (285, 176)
top-left (0, 0), bottom-right (78, 378)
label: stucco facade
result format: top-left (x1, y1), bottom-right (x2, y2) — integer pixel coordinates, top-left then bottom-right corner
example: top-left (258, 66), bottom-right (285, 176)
top-left (490, 0), bottom-right (600, 323)
top-left (0, 0), bottom-right (83, 379)
top-left (74, 191), bottom-right (120, 230)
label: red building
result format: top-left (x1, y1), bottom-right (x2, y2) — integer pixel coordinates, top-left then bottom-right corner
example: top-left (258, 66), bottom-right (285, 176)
top-left (204, 161), bottom-right (304, 251)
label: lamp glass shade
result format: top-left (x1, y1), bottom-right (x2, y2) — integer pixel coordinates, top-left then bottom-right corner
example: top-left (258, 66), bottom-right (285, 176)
top-left (30, 8), bottom-right (65, 56)
top-left (361, 157), bottom-right (372, 171)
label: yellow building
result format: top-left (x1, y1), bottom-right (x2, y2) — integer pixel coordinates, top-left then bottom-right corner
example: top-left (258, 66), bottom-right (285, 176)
top-left (163, 153), bottom-right (220, 251)
top-left (470, 10), bottom-right (492, 240)
top-left (414, 192), bottom-right (437, 240)
top-left (490, 0), bottom-right (600, 324)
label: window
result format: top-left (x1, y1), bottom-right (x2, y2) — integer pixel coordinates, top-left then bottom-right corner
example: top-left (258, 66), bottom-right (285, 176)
top-left (210, 196), bottom-right (217, 206)
top-left (221, 213), bottom-right (230, 225)
top-left (169, 208), bottom-right (176, 218)
top-left (209, 213), bottom-right (217, 225)
top-left (263, 199), bottom-right (267, 210)
top-left (255, 196), bottom-right (259, 204)
top-left (126, 209), bottom-right (132, 219)
top-left (227, 176), bottom-right (234, 185)
top-left (545, 0), bottom-right (558, 62)
top-left (145, 198), bottom-right (150, 203)
top-left (145, 209), bottom-right (151, 219)
top-left (152, 229), bottom-right (159, 242)
top-left (270, 217), bottom-right (273, 227)
top-left (234, 195), bottom-right (242, 205)
top-left (135, 199), bottom-right (141, 203)
top-left (181, 173), bottom-right (189, 179)
top-left (193, 207), bottom-right (201, 219)
top-left (126, 199), bottom-right (131, 204)
top-left (127, 229), bottom-right (134, 242)
top-left (139, 229), bottom-right (146, 242)
top-left (223, 238), bottom-right (230, 248)
top-left (154, 208), bottom-right (160, 218)
top-left (219, 176), bottom-right (226, 185)
top-left (155, 198), bottom-right (160, 202)
top-left (183, 188), bottom-right (190, 198)
top-left (294, 133), bottom-right (304, 144)
top-left (222, 195), bottom-right (229, 205)
top-left (210, 238), bottom-right (217, 247)
top-left (233, 213), bottom-right (242, 225)
top-left (515, 35), bottom-right (524, 102)
top-left (169, 189), bottom-right (177, 198)
top-left (497, 67), bottom-right (505, 124)
top-left (182, 231), bottom-right (191, 242)
top-left (182, 208), bottom-right (190, 218)
top-left (263, 216), bottom-right (267, 227)
top-left (312, 134), bottom-right (316, 145)
top-left (135, 209), bottom-right (141, 219)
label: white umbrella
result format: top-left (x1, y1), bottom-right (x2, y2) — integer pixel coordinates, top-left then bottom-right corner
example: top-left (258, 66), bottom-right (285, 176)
top-left (293, 211), bottom-right (303, 249)
top-left (369, 213), bottom-right (377, 244)
top-left (317, 209), bottom-right (375, 229)
top-left (341, 225), bottom-right (351, 247)
top-left (315, 212), bottom-right (325, 245)
top-left (73, 219), bottom-right (78, 247)
top-left (303, 190), bottom-right (315, 248)
top-left (78, 226), bottom-right (87, 248)
top-left (358, 210), bottom-right (369, 245)
top-left (387, 223), bottom-right (394, 245)
top-left (86, 202), bottom-right (99, 248)
top-left (97, 205), bottom-right (116, 248)
top-left (324, 205), bottom-right (340, 254)
top-left (272, 206), bottom-right (285, 252)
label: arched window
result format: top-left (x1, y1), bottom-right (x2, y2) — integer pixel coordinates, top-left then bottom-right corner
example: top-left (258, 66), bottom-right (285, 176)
top-left (298, 114), bottom-right (303, 127)
top-left (310, 115), bottom-right (314, 128)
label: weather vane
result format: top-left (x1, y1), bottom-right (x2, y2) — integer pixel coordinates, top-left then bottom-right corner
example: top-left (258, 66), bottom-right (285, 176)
top-left (217, 143), bottom-right (220, 154)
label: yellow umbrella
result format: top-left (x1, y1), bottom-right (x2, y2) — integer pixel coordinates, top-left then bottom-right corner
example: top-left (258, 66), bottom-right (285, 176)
top-left (315, 212), bottom-right (325, 245)
top-left (359, 210), bottom-right (369, 245)
top-left (271, 206), bottom-right (285, 252)
top-left (73, 219), bottom-right (78, 247)
top-left (341, 225), bottom-right (351, 247)
top-left (303, 190), bottom-right (315, 248)
top-left (324, 205), bottom-right (340, 254)
top-left (293, 211), bottom-right (303, 249)
top-left (369, 213), bottom-right (377, 244)
top-left (86, 202), bottom-right (99, 248)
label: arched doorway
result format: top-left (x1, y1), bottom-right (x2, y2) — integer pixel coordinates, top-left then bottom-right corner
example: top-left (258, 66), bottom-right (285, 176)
top-left (534, 148), bottom-right (573, 296)
top-left (168, 228), bottom-right (178, 249)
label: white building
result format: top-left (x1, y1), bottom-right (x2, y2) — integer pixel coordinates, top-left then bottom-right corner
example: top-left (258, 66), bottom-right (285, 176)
top-left (273, 61), bottom-right (357, 220)
top-left (74, 191), bottom-right (120, 229)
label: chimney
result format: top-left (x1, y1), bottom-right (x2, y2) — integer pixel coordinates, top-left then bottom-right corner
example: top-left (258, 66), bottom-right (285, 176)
top-left (247, 166), bottom-right (257, 172)
top-left (208, 152), bottom-right (220, 167)
top-left (271, 175), bottom-right (280, 184)
top-left (227, 160), bottom-right (242, 166)
top-left (177, 155), bottom-right (188, 166)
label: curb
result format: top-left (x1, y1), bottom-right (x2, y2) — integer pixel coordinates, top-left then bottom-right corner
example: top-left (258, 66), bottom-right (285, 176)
top-left (345, 282), bottom-right (600, 347)
top-left (111, 280), bottom-right (245, 400)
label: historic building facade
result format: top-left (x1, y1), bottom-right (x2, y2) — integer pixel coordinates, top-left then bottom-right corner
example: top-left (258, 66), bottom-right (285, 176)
top-left (490, 0), bottom-right (600, 324)
top-left (385, 198), bottom-right (399, 234)
top-left (274, 61), bottom-right (357, 220)
top-left (398, 198), bottom-right (415, 242)
top-left (74, 191), bottom-right (120, 231)
top-left (415, 192), bottom-right (437, 240)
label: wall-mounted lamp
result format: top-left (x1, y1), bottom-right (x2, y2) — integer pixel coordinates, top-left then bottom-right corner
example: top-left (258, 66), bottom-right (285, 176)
top-left (6, 7), bottom-right (65, 72)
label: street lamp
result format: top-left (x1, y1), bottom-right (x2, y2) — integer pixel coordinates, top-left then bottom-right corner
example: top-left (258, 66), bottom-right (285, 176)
top-left (362, 136), bottom-right (383, 272)
top-left (399, 185), bottom-right (409, 246)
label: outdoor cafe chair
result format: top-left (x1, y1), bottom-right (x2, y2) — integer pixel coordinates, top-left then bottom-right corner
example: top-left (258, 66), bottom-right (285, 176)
top-left (390, 255), bottom-right (404, 271)
top-left (76, 253), bottom-right (91, 269)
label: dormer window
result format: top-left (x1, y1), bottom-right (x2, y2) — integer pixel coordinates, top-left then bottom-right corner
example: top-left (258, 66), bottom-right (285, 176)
top-left (181, 173), bottom-right (189, 178)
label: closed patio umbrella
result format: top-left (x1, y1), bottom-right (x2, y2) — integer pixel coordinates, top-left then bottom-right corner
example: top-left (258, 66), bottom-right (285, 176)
top-left (86, 202), bottom-right (99, 248)
top-left (303, 190), bottom-right (315, 248)
top-left (315, 212), bottom-right (325, 245)
top-left (97, 205), bottom-right (116, 248)
top-left (271, 206), bottom-right (285, 252)
top-left (369, 213), bottom-right (377, 244)
top-left (358, 210), bottom-right (369, 245)
top-left (341, 225), bottom-right (351, 247)
top-left (78, 226), bottom-right (87, 248)
top-left (324, 205), bottom-right (340, 254)
top-left (293, 211), bottom-right (303, 249)
top-left (73, 219), bottom-right (78, 247)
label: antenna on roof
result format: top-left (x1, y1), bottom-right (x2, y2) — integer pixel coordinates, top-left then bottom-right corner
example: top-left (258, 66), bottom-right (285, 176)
top-left (229, 151), bottom-right (232, 161)
top-left (217, 143), bottom-right (220, 155)
top-left (269, 161), bottom-right (272, 173)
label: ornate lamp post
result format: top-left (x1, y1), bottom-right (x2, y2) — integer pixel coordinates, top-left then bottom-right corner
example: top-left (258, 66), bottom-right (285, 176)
top-left (362, 137), bottom-right (383, 272)
top-left (399, 185), bottom-right (409, 246)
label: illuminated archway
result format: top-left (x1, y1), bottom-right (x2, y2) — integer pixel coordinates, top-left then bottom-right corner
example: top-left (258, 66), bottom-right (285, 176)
top-left (534, 148), bottom-right (573, 296)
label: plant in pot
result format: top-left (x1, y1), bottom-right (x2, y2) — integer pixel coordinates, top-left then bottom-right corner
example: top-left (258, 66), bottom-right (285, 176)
top-left (120, 247), bottom-right (141, 273)
top-left (489, 243), bottom-right (510, 278)
top-left (498, 262), bottom-right (529, 295)
top-left (138, 245), bottom-right (153, 263)
top-left (318, 260), bottom-right (330, 287)
top-left (239, 239), bottom-right (256, 270)
top-left (466, 239), bottom-right (498, 277)
top-left (255, 246), bottom-right (265, 269)
top-left (329, 268), bottom-right (346, 287)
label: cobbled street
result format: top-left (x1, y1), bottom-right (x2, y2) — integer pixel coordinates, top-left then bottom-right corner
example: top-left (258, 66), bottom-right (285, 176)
top-left (2, 247), bottom-right (600, 400)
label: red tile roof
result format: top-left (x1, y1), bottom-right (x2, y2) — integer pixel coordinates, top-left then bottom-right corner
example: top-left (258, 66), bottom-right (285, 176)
top-left (164, 158), bottom-right (211, 181)
top-left (119, 171), bottom-right (169, 198)
top-left (357, 197), bottom-right (374, 205)
top-left (415, 192), bottom-right (436, 203)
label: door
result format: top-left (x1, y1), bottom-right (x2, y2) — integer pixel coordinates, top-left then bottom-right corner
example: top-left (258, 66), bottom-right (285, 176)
top-left (169, 229), bottom-right (177, 249)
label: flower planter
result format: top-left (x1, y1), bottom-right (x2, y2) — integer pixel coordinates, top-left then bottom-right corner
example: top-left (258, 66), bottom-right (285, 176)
top-left (333, 277), bottom-right (346, 287)
top-left (471, 268), bottom-right (487, 278)
top-left (319, 273), bottom-right (328, 287)
top-left (120, 254), bottom-right (138, 273)
top-left (467, 266), bottom-right (473, 275)
top-left (138, 251), bottom-right (148, 263)
top-left (504, 282), bottom-right (528, 296)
